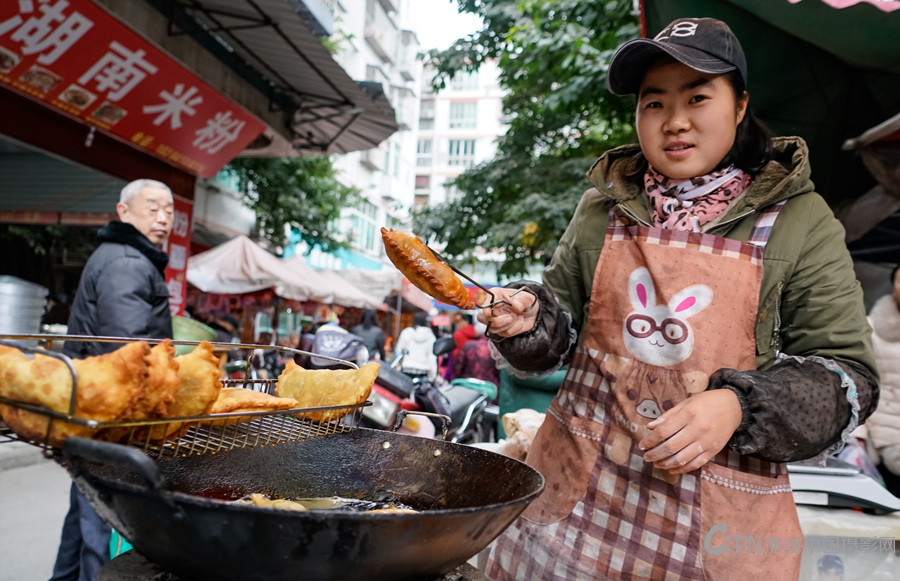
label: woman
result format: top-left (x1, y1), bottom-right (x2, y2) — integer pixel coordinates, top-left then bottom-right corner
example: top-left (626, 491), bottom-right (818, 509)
top-left (479, 17), bottom-right (878, 580)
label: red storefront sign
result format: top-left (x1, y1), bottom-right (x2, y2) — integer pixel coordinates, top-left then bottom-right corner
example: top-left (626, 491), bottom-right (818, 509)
top-left (164, 195), bottom-right (193, 317)
top-left (0, 0), bottom-right (266, 178)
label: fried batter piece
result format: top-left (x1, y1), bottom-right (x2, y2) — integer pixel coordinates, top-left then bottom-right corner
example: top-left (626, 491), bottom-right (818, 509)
top-left (206, 388), bottom-right (299, 426)
top-left (146, 341), bottom-right (224, 441)
top-left (381, 227), bottom-right (476, 310)
top-left (275, 360), bottom-right (378, 421)
top-left (0, 342), bottom-right (150, 446)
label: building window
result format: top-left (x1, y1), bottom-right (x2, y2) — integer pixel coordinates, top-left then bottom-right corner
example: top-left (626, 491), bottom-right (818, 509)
top-left (449, 101), bottom-right (477, 129)
top-left (448, 139), bottom-right (476, 167)
top-left (415, 174), bottom-right (430, 190)
top-left (450, 71), bottom-right (479, 91)
top-left (414, 194), bottom-right (430, 206)
top-left (416, 139), bottom-right (433, 167)
top-left (352, 200), bottom-right (378, 252)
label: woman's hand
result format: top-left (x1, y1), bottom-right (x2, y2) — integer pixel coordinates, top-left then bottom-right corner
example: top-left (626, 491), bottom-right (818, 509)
top-left (476, 287), bottom-right (539, 338)
top-left (637, 389), bottom-right (742, 474)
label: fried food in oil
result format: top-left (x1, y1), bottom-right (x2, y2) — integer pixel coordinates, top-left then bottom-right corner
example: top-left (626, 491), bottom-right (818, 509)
top-left (381, 227), bottom-right (476, 310)
top-left (0, 342), bottom-right (150, 446)
top-left (242, 493), bottom-right (307, 512)
top-left (275, 360), bottom-right (378, 421)
top-left (364, 505), bottom-right (419, 514)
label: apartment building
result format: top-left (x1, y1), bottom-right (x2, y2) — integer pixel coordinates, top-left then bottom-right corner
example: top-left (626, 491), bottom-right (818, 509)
top-left (414, 60), bottom-right (506, 206)
top-left (298, 0), bottom-right (424, 270)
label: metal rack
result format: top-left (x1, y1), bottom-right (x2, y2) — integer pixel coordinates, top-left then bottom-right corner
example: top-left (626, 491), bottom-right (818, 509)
top-left (0, 334), bottom-right (370, 460)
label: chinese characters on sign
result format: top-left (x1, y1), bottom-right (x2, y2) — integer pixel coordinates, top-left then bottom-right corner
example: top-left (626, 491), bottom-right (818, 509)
top-left (0, 0), bottom-right (265, 177)
top-left (164, 195), bottom-right (193, 317)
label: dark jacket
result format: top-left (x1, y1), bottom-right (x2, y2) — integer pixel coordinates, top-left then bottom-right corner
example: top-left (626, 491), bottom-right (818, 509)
top-left (493, 137), bottom-right (878, 463)
top-left (65, 221), bottom-right (172, 357)
top-left (351, 324), bottom-right (386, 360)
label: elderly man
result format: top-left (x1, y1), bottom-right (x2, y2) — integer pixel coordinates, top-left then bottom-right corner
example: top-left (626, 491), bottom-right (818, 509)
top-left (52, 179), bottom-right (174, 581)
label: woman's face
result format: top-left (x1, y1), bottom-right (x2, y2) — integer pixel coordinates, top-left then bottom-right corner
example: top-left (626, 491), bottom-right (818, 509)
top-left (636, 61), bottom-right (748, 180)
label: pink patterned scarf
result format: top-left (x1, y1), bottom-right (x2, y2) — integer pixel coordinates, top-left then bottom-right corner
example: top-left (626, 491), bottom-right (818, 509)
top-left (644, 165), bottom-right (752, 232)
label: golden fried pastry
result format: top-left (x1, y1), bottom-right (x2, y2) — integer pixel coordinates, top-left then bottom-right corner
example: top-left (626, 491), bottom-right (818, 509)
top-left (168, 341), bottom-right (224, 418)
top-left (0, 342), bottom-right (150, 446)
top-left (209, 388), bottom-right (299, 414)
top-left (140, 340), bottom-right (180, 418)
top-left (381, 227), bottom-right (476, 310)
top-left (275, 360), bottom-right (378, 421)
top-left (106, 340), bottom-right (182, 443)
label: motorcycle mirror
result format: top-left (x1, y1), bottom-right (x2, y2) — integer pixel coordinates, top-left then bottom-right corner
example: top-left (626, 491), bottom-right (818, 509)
top-left (433, 336), bottom-right (456, 357)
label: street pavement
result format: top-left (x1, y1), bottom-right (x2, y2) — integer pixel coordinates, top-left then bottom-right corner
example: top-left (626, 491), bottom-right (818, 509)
top-left (0, 443), bottom-right (71, 581)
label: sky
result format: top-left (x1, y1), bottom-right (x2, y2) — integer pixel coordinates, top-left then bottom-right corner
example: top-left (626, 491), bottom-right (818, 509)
top-left (405, 0), bottom-right (483, 51)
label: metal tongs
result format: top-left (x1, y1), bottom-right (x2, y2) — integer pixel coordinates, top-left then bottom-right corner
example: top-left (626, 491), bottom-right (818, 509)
top-left (424, 244), bottom-right (538, 336)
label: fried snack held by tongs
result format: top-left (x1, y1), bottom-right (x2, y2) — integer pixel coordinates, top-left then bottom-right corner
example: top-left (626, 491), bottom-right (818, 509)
top-left (381, 227), bottom-right (476, 310)
top-left (275, 360), bottom-right (378, 421)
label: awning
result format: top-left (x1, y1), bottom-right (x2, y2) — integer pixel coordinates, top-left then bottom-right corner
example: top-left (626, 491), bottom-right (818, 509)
top-left (279, 255), bottom-right (382, 309)
top-left (168, 0), bottom-right (399, 155)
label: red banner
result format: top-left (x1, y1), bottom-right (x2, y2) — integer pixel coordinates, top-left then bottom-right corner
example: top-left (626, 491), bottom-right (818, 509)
top-left (164, 195), bottom-right (193, 317)
top-left (0, 0), bottom-right (266, 177)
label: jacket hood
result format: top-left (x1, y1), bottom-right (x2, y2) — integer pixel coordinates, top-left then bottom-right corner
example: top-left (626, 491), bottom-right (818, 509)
top-left (99, 221), bottom-right (169, 274)
top-left (585, 136), bottom-right (815, 209)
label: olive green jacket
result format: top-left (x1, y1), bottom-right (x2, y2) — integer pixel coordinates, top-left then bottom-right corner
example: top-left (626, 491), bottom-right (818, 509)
top-left (543, 136), bottom-right (877, 377)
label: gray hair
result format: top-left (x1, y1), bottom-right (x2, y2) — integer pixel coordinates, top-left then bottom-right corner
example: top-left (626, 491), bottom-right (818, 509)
top-left (119, 179), bottom-right (172, 205)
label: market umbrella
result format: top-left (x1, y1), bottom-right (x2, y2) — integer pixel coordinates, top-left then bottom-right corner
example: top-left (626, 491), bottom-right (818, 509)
top-left (640, 0), bottom-right (900, 208)
top-left (278, 255), bottom-right (382, 309)
top-left (186, 235), bottom-right (337, 301)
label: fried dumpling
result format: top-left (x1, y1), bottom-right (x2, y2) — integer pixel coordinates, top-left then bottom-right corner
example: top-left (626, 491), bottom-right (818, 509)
top-left (381, 227), bottom-right (476, 310)
top-left (168, 341), bottom-right (223, 418)
top-left (275, 360), bottom-right (378, 421)
top-left (209, 388), bottom-right (299, 414)
top-left (0, 342), bottom-right (150, 446)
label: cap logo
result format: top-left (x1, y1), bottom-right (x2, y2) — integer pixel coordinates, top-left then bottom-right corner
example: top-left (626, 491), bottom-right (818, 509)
top-left (655, 21), bottom-right (698, 42)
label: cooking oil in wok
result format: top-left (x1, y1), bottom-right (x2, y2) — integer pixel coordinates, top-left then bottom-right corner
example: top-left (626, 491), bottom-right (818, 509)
top-left (235, 493), bottom-right (417, 513)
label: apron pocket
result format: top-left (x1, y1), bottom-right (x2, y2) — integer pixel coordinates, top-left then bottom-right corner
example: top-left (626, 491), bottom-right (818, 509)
top-left (520, 402), bottom-right (605, 525)
top-left (699, 462), bottom-right (802, 580)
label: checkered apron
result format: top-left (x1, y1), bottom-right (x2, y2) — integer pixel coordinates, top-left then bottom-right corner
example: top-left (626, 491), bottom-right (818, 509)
top-left (487, 202), bottom-right (803, 580)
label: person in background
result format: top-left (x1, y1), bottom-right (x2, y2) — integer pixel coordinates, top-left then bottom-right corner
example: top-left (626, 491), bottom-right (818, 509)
top-left (251, 331), bottom-right (277, 379)
top-left (453, 321), bottom-right (500, 390)
top-left (54, 179), bottom-right (174, 581)
top-left (394, 311), bottom-right (438, 380)
top-left (862, 264), bottom-right (900, 496)
top-left (352, 308), bottom-right (386, 360)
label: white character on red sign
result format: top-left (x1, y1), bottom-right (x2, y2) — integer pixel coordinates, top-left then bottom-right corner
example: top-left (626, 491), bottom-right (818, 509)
top-left (171, 209), bottom-right (190, 239)
top-left (193, 110), bottom-right (245, 154)
top-left (0, 0), bottom-right (93, 65)
top-left (78, 40), bottom-right (157, 101)
top-left (143, 83), bottom-right (203, 129)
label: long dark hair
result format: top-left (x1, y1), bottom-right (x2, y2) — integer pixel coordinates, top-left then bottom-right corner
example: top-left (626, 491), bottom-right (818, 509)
top-left (625, 68), bottom-right (772, 184)
top-left (359, 308), bottom-right (378, 329)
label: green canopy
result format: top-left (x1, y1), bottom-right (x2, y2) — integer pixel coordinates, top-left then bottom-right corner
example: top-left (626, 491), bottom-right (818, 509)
top-left (641, 0), bottom-right (900, 208)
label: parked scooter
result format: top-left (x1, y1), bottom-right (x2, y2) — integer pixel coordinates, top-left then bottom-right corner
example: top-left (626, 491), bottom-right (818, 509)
top-left (362, 336), bottom-right (498, 444)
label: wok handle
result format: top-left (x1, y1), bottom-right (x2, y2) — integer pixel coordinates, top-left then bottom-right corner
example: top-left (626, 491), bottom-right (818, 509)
top-left (62, 437), bottom-right (167, 494)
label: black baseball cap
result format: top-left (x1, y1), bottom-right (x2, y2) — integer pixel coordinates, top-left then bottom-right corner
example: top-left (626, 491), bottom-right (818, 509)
top-left (607, 17), bottom-right (747, 96)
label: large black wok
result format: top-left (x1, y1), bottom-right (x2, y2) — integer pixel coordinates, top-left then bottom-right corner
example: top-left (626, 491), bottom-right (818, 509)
top-left (63, 428), bottom-right (543, 581)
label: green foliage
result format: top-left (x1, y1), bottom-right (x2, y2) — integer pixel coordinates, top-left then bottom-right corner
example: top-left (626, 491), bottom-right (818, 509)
top-left (414, 0), bottom-right (639, 276)
top-left (228, 156), bottom-right (360, 252)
